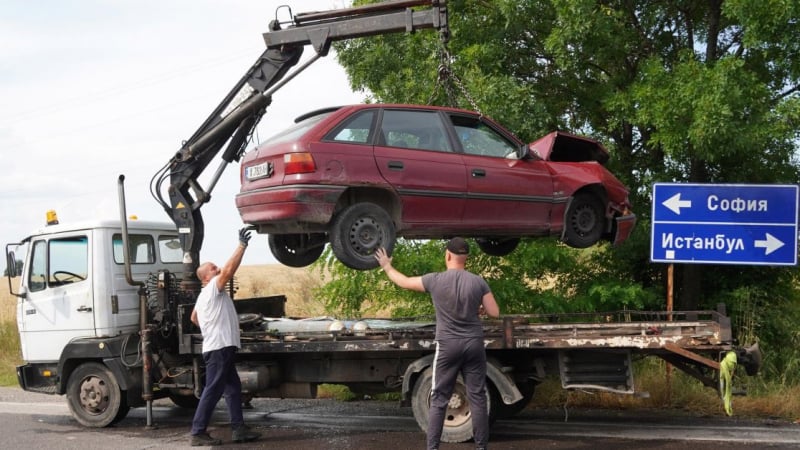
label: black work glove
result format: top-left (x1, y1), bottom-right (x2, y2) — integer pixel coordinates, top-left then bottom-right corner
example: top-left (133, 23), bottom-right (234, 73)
top-left (238, 227), bottom-right (252, 248)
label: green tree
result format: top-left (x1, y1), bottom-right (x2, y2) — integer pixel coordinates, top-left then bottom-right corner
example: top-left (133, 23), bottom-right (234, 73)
top-left (326, 0), bottom-right (800, 380)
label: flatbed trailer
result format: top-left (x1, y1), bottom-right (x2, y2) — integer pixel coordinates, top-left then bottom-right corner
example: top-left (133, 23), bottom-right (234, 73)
top-left (166, 296), bottom-right (755, 442)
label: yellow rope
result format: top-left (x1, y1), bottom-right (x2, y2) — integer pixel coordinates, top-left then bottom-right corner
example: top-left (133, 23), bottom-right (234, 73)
top-left (719, 351), bottom-right (738, 416)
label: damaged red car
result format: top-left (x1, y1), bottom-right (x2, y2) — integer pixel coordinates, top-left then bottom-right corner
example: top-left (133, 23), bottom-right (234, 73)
top-left (236, 104), bottom-right (635, 269)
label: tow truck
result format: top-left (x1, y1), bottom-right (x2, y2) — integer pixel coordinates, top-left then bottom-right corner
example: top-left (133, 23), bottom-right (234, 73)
top-left (5, 0), bottom-right (761, 443)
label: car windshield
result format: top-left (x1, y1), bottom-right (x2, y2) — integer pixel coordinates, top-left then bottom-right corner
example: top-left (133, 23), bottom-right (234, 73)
top-left (263, 112), bottom-right (333, 145)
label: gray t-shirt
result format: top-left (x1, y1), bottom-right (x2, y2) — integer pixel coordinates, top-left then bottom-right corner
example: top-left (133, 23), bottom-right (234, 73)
top-left (422, 269), bottom-right (491, 340)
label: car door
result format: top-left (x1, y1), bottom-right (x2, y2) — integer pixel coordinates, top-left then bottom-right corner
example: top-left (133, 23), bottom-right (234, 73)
top-left (19, 233), bottom-right (95, 362)
top-left (449, 114), bottom-right (553, 233)
top-left (374, 109), bottom-right (466, 231)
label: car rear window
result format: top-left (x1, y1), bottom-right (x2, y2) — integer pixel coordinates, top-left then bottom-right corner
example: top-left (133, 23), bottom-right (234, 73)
top-left (264, 112), bottom-right (332, 145)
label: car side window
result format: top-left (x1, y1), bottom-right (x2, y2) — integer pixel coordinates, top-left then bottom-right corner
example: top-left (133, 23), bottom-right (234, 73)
top-left (324, 110), bottom-right (376, 144)
top-left (450, 115), bottom-right (518, 158)
top-left (380, 110), bottom-right (452, 152)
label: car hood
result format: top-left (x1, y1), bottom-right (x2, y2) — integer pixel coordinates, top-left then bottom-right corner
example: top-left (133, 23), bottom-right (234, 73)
top-left (528, 131), bottom-right (610, 165)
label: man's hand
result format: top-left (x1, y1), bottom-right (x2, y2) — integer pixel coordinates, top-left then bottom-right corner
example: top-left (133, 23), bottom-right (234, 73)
top-left (238, 227), bottom-right (252, 248)
top-left (375, 247), bottom-right (392, 270)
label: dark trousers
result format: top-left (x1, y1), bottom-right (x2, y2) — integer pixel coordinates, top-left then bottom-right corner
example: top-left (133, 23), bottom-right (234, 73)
top-left (190, 346), bottom-right (244, 435)
top-left (427, 337), bottom-right (489, 449)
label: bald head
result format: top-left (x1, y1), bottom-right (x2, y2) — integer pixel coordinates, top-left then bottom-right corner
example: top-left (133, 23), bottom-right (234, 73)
top-left (196, 262), bottom-right (219, 284)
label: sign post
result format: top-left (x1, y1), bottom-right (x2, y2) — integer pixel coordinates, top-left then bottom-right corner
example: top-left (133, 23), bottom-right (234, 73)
top-left (651, 183), bottom-right (799, 266)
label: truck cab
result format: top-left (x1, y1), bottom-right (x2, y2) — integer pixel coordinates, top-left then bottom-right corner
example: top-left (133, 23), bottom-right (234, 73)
top-left (6, 213), bottom-right (183, 418)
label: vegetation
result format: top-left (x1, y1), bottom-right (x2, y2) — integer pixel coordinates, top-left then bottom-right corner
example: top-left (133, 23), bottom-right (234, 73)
top-left (322, 0), bottom-right (800, 389)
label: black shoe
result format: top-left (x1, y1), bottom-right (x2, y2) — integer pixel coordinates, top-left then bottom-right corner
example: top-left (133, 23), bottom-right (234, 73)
top-left (232, 424), bottom-right (261, 443)
top-left (191, 432), bottom-right (222, 446)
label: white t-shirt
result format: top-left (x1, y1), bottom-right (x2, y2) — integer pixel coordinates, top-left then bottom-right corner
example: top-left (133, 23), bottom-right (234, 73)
top-left (194, 275), bottom-right (240, 353)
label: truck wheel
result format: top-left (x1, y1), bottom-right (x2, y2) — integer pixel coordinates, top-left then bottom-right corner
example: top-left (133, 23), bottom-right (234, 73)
top-left (411, 368), bottom-right (491, 443)
top-left (169, 392), bottom-right (200, 409)
top-left (268, 233), bottom-right (325, 267)
top-left (330, 203), bottom-right (395, 270)
top-left (491, 380), bottom-right (535, 419)
top-left (476, 238), bottom-right (520, 256)
top-left (563, 193), bottom-right (604, 248)
top-left (66, 362), bottom-right (129, 427)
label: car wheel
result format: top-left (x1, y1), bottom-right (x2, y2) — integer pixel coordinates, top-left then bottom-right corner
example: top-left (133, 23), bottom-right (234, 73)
top-left (330, 203), bottom-right (395, 270)
top-left (476, 238), bottom-right (520, 256)
top-left (268, 233), bottom-right (325, 267)
top-left (563, 193), bottom-right (605, 248)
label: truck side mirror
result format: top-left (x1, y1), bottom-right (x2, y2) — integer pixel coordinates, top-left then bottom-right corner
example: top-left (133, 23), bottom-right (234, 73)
top-left (6, 251), bottom-right (17, 277)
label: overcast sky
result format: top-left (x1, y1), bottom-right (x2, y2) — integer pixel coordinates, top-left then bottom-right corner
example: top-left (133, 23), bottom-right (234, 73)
top-left (0, 0), bottom-right (364, 272)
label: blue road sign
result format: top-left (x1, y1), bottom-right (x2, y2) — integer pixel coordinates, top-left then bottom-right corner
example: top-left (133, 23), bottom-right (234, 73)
top-left (651, 183), bottom-right (799, 265)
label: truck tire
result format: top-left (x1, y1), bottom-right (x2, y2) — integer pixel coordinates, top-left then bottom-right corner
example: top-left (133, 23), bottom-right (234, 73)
top-left (169, 392), bottom-right (200, 409)
top-left (330, 202), bottom-right (395, 270)
top-left (66, 362), bottom-right (129, 427)
top-left (411, 368), bottom-right (491, 443)
top-left (563, 193), bottom-right (604, 248)
top-left (268, 233), bottom-right (325, 267)
top-left (491, 380), bottom-right (535, 419)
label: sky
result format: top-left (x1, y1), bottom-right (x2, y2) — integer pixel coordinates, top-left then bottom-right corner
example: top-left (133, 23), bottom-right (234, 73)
top-left (0, 0), bottom-right (364, 273)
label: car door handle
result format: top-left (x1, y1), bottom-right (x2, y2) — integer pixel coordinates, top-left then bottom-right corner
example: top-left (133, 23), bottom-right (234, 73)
top-left (387, 161), bottom-right (404, 171)
top-left (471, 168), bottom-right (486, 178)
top-left (76, 305), bottom-right (93, 313)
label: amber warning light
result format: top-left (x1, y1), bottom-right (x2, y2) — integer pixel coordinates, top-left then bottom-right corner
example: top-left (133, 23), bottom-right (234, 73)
top-left (46, 210), bottom-right (59, 226)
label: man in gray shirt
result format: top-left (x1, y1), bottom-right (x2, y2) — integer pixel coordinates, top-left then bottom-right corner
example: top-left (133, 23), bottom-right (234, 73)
top-left (375, 238), bottom-right (500, 450)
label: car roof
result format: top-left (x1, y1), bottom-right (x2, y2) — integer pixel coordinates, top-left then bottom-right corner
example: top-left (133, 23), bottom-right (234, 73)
top-left (293, 103), bottom-right (481, 123)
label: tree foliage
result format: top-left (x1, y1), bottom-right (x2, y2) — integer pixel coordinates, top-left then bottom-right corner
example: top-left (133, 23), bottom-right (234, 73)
top-left (325, 0), bottom-right (800, 381)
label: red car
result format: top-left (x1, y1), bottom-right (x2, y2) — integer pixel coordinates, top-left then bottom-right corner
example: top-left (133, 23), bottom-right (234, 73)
top-left (237, 104), bottom-right (635, 269)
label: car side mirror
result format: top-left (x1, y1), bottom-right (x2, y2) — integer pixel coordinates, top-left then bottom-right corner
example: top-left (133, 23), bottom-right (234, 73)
top-left (518, 144), bottom-right (533, 160)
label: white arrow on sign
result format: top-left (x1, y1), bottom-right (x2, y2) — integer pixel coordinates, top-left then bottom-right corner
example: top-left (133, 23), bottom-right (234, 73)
top-left (754, 233), bottom-right (784, 255)
top-left (663, 193), bottom-right (692, 215)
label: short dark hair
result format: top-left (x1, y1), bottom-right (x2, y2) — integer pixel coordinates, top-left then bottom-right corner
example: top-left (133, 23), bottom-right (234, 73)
top-left (446, 237), bottom-right (469, 255)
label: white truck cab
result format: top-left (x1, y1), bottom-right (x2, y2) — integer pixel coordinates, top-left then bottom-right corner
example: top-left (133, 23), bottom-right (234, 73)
top-left (6, 213), bottom-right (184, 424)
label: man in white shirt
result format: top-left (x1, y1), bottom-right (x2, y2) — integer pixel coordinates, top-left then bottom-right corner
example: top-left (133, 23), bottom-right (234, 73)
top-left (189, 227), bottom-right (260, 446)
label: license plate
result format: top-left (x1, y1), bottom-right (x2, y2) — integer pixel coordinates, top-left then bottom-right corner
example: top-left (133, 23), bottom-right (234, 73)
top-left (246, 162), bottom-right (273, 180)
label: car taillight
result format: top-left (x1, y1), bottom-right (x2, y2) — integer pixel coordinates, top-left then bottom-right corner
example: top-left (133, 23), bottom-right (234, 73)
top-left (284, 153), bottom-right (316, 175)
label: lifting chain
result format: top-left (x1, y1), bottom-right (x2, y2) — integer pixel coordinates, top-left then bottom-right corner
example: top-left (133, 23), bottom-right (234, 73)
top-left (427, 29), bottom-right (482, 116)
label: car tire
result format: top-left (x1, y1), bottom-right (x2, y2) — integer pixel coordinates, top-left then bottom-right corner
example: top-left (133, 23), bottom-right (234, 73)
top-left (330, 203), bottom-right (395, 270)
top-left (476, 238), bottom-right (520, 256)
top-left (169, 392), bottom-right (200, 409)
top-left (268, 233), bottom-right (325, 267)
top-left (563, 193), bottom-right (604, 248)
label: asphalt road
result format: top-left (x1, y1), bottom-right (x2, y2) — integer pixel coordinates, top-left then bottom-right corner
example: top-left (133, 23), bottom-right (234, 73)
top-left (1, 386), bottom-right (798, 449)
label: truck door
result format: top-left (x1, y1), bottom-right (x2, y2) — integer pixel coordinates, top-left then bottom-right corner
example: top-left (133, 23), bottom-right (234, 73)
top-left (19, 233), bottom-right (95, 362)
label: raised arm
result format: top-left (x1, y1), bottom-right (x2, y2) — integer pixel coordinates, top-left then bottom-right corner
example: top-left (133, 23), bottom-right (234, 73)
top-left (375, 248), bottom-right (425, 292)
top-left (215, 228), bottom-right (252, 291)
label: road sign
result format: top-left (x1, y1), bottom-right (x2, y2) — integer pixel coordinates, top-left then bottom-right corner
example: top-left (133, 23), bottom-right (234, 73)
top-left (651, 183), bottom-right (798, 266)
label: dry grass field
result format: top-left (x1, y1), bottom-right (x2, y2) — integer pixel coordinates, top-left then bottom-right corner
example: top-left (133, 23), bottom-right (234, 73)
top-left (1, 265), bottom-right (326, 321)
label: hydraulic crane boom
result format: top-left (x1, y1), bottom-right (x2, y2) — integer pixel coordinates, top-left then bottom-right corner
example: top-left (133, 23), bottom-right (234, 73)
top-left (150, 0), bottom-right (448, 292)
